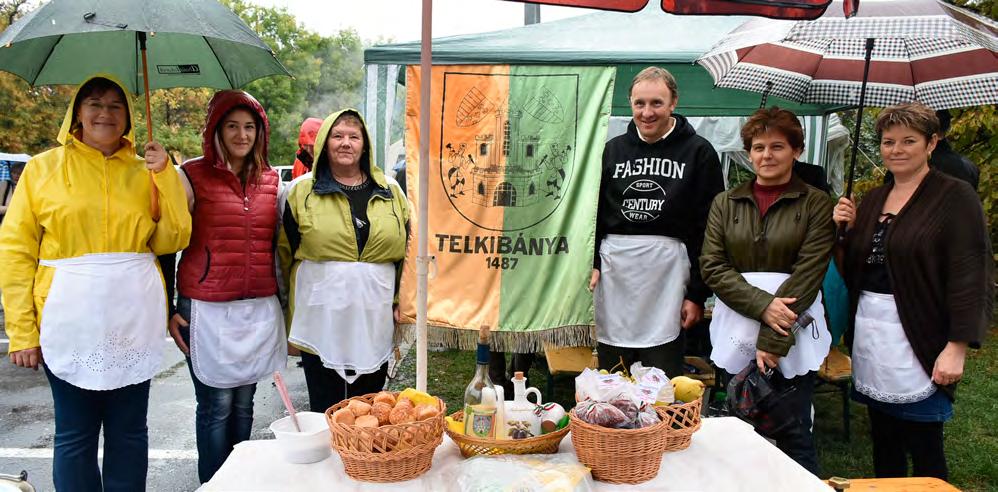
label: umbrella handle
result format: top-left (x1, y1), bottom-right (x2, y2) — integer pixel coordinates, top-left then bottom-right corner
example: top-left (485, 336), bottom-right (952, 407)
top-left (139, 31), bottom-right (161, 223)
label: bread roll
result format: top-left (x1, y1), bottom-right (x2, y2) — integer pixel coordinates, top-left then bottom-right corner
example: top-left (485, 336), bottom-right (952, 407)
top-left (389, 404), bottom-right (417, 425)
top-left (414, 403), bottom-right (439, 421)
top-left (371, 402), bottom-right (393, 426)
top-left (355, 415), bottom-right (379, 428)
top-left (331, 407), bottom-right (355, 425)
top-left (347, 400), bottom-right (372, 416)
top-left (373, 391), bottom-right (396, 406)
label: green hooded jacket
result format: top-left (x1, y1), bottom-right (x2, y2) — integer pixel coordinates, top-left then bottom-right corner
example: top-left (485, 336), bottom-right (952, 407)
top-left (277, 109), bottom-right (410, 329)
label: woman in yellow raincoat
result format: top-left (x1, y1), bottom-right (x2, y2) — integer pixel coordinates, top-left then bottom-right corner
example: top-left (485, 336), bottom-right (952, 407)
top-left (0, 75), bottom-right (191, 492)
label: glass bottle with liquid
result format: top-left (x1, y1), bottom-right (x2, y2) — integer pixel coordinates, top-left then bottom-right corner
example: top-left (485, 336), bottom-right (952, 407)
top-left (463, 325), bottom-right (498, 439)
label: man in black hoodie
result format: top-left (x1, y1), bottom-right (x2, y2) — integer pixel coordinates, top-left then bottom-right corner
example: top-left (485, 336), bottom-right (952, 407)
top-left (590, 67), bottom-right (724, 378)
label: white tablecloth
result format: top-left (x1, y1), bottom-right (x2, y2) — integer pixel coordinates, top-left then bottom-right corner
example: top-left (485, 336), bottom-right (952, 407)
top-left (199, 417), bottom-right (829, 491)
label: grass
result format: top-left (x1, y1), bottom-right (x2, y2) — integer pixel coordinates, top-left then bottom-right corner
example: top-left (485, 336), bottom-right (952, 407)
top-left (815, 329), bottom-right (998, 492)
top-left (389, 329), bottom-right (997, 491)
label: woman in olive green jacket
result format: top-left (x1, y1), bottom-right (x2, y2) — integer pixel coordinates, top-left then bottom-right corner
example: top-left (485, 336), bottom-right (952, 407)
top-left (700, 107), bottom-right (834, 474)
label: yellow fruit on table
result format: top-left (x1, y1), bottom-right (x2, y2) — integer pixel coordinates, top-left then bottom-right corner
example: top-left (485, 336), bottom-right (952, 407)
top-left (670, 375), bottom-right (706, 403)
top-left (398, 388), bottom-right (437, 408)
top-left (445, 416), bottom-right (464, 435)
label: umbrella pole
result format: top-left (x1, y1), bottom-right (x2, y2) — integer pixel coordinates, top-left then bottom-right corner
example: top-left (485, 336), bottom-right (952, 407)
top-left (415, 0), bottom-right (432, 392)
top-left (840, 38), bottom-right (874, 240)
top-left (138, 31), bottom-right (161, 222)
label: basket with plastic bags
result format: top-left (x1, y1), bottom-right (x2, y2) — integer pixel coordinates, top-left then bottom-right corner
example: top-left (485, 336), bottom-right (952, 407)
top-left (568, 361), bottom-right (702, 484)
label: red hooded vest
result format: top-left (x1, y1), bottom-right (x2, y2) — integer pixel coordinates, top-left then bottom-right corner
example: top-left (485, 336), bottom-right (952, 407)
top-left (177, 90), bottom-right (279, 302)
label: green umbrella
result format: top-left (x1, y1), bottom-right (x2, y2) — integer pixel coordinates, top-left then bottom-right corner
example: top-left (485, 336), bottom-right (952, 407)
top-left (0, 0), bottom-right (291, 218)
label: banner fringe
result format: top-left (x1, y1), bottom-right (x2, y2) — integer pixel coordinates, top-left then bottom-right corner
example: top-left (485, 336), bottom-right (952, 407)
top-left (394, 324), bottom-right (596, 353)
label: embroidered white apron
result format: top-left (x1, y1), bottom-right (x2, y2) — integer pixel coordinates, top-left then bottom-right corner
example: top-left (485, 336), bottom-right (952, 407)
top-left (189, 295), bottom-right (287, 389)
top-left (710, 272), bottom-right (831, 378)
top-left (39, 253), bottom-right (164, 391)
top-left (595, 235), bottom-right (690, 348)
top-left (852, 291), bottom-right (935, 404)
top-left (289, 260), bottom-right (395, 383)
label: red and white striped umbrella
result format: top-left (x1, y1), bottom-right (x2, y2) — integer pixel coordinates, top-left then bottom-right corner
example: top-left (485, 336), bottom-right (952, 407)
top-left (696, 0), bottom-right (998, 110)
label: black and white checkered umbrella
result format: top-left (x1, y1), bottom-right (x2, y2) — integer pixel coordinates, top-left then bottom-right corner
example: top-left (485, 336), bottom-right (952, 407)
top-left (697, 0), bottom-right (998, 110)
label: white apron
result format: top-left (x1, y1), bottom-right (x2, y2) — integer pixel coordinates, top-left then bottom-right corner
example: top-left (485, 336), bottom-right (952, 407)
top-left (595, 234), bottom-right (689, 348)
top-left (710, 272), bottom-right (831, 378)
top-left (189, 295), bottom-right (287, 389)
top-left (852, 291), bottom-right (935, 404)
top-left (289, 260), bottom-right (395, 383)
top-left (39, 253), bottom-right (164, 391)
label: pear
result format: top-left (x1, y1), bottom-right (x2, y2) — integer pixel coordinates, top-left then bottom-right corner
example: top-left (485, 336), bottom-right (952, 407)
top-left (670, 376), bottom-right (706, 403)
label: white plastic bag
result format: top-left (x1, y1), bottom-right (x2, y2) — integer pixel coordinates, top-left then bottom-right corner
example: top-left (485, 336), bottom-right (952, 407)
top-left (631, 361), bottom-right (675, 405)
top-left (447, 454), bottom-right (595, 492)
top-left (573, 368), bottom-right (603, 402)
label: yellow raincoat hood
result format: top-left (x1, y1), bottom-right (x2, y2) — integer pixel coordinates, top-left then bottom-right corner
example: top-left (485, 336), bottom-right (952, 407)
top-left (0, 74), bottom-right (191, 354)
top-left (57, 73), bottom-right (136, 148)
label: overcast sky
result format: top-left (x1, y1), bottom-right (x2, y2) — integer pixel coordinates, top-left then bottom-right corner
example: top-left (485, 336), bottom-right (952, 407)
top-left (248, 0), bottom-right (591, 44)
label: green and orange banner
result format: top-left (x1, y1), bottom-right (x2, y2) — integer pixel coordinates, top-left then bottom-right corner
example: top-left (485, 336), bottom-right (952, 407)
top-left (399, 65), bottom-right (615, 351)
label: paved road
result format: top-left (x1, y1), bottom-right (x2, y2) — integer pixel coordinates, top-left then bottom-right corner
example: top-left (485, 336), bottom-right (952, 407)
top-left (0, 337), bottom-right (312, 492)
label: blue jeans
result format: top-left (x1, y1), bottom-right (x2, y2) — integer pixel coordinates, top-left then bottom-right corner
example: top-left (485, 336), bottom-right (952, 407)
top-left (852, 386), bottom-right (953, 423)
top-left (44, 365), bottom-right (150, 492)
top-left (178, 297), bottom-right (257, 483)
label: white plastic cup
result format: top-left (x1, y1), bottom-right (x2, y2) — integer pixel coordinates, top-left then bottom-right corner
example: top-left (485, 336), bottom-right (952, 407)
top-left (269, 411), bottom-right (331, 464)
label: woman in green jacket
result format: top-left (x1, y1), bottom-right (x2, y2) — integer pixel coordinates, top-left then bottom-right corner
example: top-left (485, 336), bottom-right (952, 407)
top-left (278, 109), bottom-right (409, 412)
top-left (700, 107), bottom-right (835, 474)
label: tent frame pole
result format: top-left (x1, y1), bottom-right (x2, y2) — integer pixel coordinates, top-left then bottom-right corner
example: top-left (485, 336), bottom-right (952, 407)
top-left (416, 0), bottom-right (432, 392)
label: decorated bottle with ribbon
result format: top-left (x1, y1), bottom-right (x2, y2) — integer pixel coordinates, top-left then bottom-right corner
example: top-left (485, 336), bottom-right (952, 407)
top-left (503, 371), bottom-right (543, 439)
top-left (463, 326), bottom-right (497, 439)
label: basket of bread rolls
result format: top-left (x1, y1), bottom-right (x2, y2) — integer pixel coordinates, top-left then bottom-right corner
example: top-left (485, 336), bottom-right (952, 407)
top-left (325, 388), bottom-right (446, 482)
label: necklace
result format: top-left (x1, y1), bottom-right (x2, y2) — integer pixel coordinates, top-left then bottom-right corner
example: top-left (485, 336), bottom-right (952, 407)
top-left (336, 175), bottom-right (369, 191)
top-left (334, 172), bottom-right (367, 187)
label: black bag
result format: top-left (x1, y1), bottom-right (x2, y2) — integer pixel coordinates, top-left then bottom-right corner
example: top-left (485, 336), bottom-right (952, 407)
top-left (726, 364), bottom-right (801, 438)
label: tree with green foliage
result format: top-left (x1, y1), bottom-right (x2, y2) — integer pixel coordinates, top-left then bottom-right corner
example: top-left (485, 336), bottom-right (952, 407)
top-left (0, 0), bottom-right (73, 154)
top-left (948, 0), bottom-right (998, 261)
top-left (222, 0), bottom-right (364, 167)
top-left (0, 0), bottom-right (365, 169)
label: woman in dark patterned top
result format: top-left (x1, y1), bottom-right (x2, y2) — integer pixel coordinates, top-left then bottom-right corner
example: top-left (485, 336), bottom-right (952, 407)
top-left (833, 103), bottom-right (992, 480)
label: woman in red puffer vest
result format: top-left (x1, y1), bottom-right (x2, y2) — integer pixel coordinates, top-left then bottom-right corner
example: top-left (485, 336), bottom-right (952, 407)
top-left (165, 90), bottom-right (286, 484)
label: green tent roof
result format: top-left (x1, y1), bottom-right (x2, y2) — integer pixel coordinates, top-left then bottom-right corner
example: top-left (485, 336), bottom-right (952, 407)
top-left (364, 9), bottom-right (841, 117)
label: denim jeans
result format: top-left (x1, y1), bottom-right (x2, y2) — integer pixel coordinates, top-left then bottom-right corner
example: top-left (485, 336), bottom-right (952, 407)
top-left (178, 297), bottom-right (257, 483)
top-left (44, 365), bottom-right (150, 492)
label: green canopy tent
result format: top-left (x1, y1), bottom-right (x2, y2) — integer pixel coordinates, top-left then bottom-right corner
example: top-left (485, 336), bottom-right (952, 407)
top-left (362, 7), bottom-right (846, 167)
top-left (362, 7), bottom-right (852, 391)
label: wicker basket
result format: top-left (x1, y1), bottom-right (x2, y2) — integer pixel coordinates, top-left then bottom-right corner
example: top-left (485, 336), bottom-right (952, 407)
top-left (444, 410), bottom-right (570, 457)
top-left (569, 399), bottom-right (702, 484)
top-left (660, 398), bottom-right (702, 451)
top-left (325, 392), bottom-right (446, 483)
